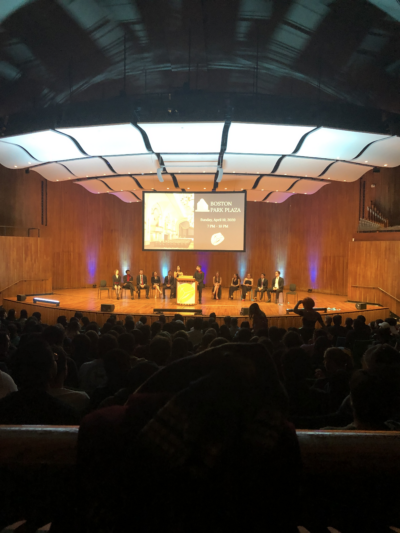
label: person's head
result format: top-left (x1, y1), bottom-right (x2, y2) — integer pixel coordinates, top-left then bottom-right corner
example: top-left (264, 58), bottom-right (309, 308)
top-left (357, 315), bottom-right (367, 324)
top-left (215, 271), bottom-right (219, 277)
top-left (219, 325), bottom-right (232, 341)
top-left (200, 333), bottom-right (215, 351)
top-left (283, 331), bottom-right (303, 349)
top-left (19, 309), bottom-right (28, 320)
top-left (14, 340), bottom-right (57, 389)
top-left (233, 273), bottom-right (239, 280)
top-left (240, 321), bottom-right (250, 329)
top-left (302, 297), bottom-right (315, 311)
top-left (261, 273), bottom-right (265, 278)
top-left (139, 269), bottom-right (143, 275)
top-left (186, 318), bottom-right (194, 331)
top-left (74, 311), bottom-right (83, 321)
top-left (249, 303), bottom-right (262, 319)
top-left (350, 370), bottom-right (400, 430)
top-left (126, 269), bottom-right (130, 275)
top-left (173, 313), bottom-right (184, 322)
top-left (325, 316), bottom-right (332, 327)
top-left (168, 270), bottom-right (172, 276)
top-left (275, 271), bottom-right (280, 278)
top-left (268, 326), bottom-right (281, 343)
top-left (7, 309), bottom-right (16, 321)
top-left (176, 266), bottom-right (181, 272)
top-left (117, 333), bottom-right (138, 356)
top-left (115, 269), bottom-right (119, 276)
top-left (42, 325), bottom-right (65, 346)
top-left (148, 336), bottom-right (171, 366)
top-left (139, 316), bottom-right (147, 325)
top-left (81, 316), bottom-right (90, 329)
top-left (246, 272), bottom-right (251, 278)
top-left (103, 348), bottom-right (131, 387)
top-left (324, 347), bottom-right (351, 375)
top-left (32, 312), bottom-right (41, 322)
top-left (98, 334), bottom-right (118, 359)
top-left (152, 271), bottom-right (158, 277)
top-left (196, 265), bottom-right (201, 272)
top-left (236, 328), bottom-right (252, 343)
top-left (345, 317), bottom-right (353, 328)
top-left (332, 315), bottom-right (342, 326)
top-left (168, 337), bottom-right (189, 363)
top-left (209, 312), bottom-right (217, 323)
top-left (363, 344), bottom-right (400, 371)
top-left (224, 316), bottom-right (231, 327)
top-left (150, 321), bottom-right (162, 338)
top-left (158, 314), bottom-right (166, 324)
top-left (231, 317), bottom-right (238, 328)
top-left (353, 318), bottom-right (364, 331)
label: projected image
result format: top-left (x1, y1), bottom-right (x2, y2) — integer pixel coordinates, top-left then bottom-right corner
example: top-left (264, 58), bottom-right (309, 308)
top-left (143, 192), bottom-right (246, 251)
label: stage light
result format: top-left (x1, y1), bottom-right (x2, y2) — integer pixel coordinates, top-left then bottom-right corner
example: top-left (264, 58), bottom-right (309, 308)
top-left (33, 298), bottom-right (60, 306)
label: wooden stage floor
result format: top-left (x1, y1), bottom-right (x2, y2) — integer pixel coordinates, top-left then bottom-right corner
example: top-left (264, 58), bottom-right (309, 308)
top-left (3, 288), bottom-right (389, 327)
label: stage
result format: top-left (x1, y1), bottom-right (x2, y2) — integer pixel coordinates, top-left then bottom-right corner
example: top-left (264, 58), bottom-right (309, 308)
top-left (2, 288), bottom-right (389, 328)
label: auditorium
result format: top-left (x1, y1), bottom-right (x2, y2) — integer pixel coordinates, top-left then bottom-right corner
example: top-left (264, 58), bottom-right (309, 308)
top-left (1, 1), bottom-right (400, 531)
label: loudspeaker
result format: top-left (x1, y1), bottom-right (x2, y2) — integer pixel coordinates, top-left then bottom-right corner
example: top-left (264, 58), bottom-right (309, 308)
top-left (355, 303), bottom-right (367, 310)
top-left (240, 307), bottom-right (249, 316)
top-left (101, 304), bottom-right (115, 312)
top-left (17, 294), bottom-right (26, 302)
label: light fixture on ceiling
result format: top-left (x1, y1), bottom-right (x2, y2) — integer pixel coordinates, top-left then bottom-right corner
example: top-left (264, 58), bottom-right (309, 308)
top-left (157, 167), bottom-right (165, 182)
top-left (216, 166), bottom-right (223, 183)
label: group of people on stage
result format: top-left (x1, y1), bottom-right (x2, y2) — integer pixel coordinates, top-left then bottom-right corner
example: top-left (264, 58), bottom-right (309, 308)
top-left (112, 267), bottom-right (284, 304)
top-left (112, 266), bottom-right (205, 303)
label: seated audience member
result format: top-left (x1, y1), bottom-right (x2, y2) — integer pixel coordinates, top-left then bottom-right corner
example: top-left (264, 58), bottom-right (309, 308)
top-left (268, 326), bottom-right (285, 353)
top-left (325, 316), bottom-right (333, 328)
top-left (328, 314), bottom-right (347, 343)
top-left (235, 328), bottom-right (252, 343)
top-left (373, 321), bottom-right (395, 346)
top-left (282, 348), bottom-right (328, 417)
top-left (148, 336), bottom-right (172, 366)
top-left (229, 317), bottom-right (239, 339)
top-left (198, 332), bottom-right (215, 352)
top-left (363, 343), bottom-right (400, 371)
top-left (313, 347), bottom-right (353, 412)
top-left (357, 315), bottom-right (371, 334)
top-left (187, 317), bottom-right (203, 346)
top-left (89, 348), bottom-right (131, 411)
top-left (135, 316), bottom-right (147, 329)
top-left (17, 309), bottom-right (28, 325)
top-left (167, 338), bottom-right (190, 364)
top-left (57, 315), bottom-right (68, 329)
top-left (49, 351), bottom-right (90, 415)
top-left (71, 334), bottom-right (93, 370)
top-left (136, 269), bottom-right (150, 299)
top-left (311, 336), bottom-right (333, 368)
top-left (283, 331), bottom-right (303, 350)
top-left (345, 318), bottom-right (371, 349)
top-left (249, 303), bottom-right (268, 335)
top-left (349, 369), bottom-right (400, 430)
top-left (0, 368), bottom-right (17, 399)
top-left (79, 334), bottom-right (117, 396)
top-left (0, 340), bottom-right (78, 424)
top-left (6, 309), bottom-right (16, 322)
top-left (345, 317), bottom-right (354, 331)
top-left (77, 344), bottom-right (301, 532)
top-left (219, 325), bottom-right (232, 342)
top-left (32, 311), bottom-right (42, 322)
top-left (80, 316), bottom-right (90, 331)
top-left (150, 321), bottom-right (163, 339)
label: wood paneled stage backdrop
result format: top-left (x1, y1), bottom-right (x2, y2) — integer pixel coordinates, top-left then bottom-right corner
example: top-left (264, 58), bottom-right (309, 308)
top-left (0, 164), bottom-right (399, 313)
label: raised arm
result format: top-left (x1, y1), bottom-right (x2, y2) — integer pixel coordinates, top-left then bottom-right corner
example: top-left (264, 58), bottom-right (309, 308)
top-left (293, 300), bottom-right (303, 316)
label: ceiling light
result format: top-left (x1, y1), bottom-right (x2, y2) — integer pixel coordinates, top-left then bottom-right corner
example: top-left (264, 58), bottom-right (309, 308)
top-left (167, 187), bottom-right (169, 189)
top-left (225, 188), bottom-right (227, 189)
top-left (204, 187), bottom-right (206, 189)
top-left (384, 164), bottom-right (387, 167)
top-left (14, 165), bottom-right (17, 168)
top-left (187, 188), bottom-right (190, 189)
top-left (365, 161), bottom-right (368, 163)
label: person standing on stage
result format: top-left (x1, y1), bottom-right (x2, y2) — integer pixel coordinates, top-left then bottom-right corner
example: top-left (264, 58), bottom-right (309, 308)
top-left (174, 266), bottom-right (183, 279)
top-left (241, 273), bottom-right (253, 301)
top-left (228, 273), bottom-right (241, 299)
top-left (163, 270), bottom-right (176, 299)
top-left (136, 269), bottom-right (149, 299)
top-left (113, 269), bottom-right (122, 300)
top-left (194, 265), bottom-right (205, 304)
top-left (151, 271), bottom-right (162, 297)
top-left (254, 273), bottom-right (268, 301)
top-left (122, 269), bottom-right (135, 299)
top-left (267, 271), bottom-right (284, 303)
top-left (212, 272), bottom-right (222, 300)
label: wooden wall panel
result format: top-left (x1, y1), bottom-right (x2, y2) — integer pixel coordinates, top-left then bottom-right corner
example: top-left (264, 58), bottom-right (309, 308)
top-left (0, 237), bottom-right (52, 304)
top-left (348, 241), bottom-right (400, 316)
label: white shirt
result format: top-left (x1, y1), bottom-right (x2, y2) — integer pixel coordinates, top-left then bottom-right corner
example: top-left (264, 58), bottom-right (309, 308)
top-left (0, 371), bottom-right (17, 399)
top-left (274, 277), bottom-right (279, 289)
top-left (49, 387), bottom-right (90, 413)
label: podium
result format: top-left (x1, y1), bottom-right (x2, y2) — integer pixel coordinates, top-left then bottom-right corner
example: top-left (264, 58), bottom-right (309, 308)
top-left (176, 276), bottom-right (196, 305)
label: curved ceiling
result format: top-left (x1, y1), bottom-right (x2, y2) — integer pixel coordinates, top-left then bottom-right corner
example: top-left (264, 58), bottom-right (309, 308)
top-left (0, 0), bottom-right (400, 119)
top-left (1, 120), bottom-right (398, 203)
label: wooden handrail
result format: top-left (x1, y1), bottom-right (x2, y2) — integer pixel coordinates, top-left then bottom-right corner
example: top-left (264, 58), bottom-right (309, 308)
top-left (0, 278), bottom-right (50, 294)
top-left (351, 285), bottom-right (400, 305)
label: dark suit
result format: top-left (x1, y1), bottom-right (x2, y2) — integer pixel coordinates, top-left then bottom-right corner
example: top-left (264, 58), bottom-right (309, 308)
top-left (136, 274), bottom-right (149, 297)
top-left (163, 275), bottom-right (176, 298)
top-left (194, 271), bottom-right (205, 302)
top-left (122, 274), bottom-right (134, 297)
top-left (254, 277), bottom-right (268, 299)
top-left (267, 277), bottom-right (284, 302)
